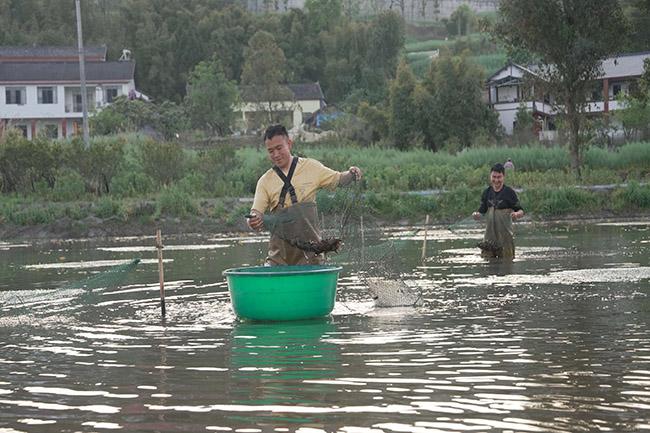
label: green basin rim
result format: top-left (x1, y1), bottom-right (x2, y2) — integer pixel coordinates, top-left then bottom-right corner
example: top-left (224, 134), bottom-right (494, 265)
top-left (223, 265), bottom-right (342, 276)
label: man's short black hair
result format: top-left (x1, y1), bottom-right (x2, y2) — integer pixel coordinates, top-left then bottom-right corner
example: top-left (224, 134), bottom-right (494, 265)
top-left (264, 124), bottom-right (289, 141)
top-left (491, 163), bottom-right (505, 174)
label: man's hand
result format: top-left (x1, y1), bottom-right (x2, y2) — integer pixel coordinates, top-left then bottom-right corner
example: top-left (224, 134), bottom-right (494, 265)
top-left (472, 211), bottom-right (482, 221)
top-left (511, 210), bottom-right (524, 221)
top-left (348, 166), bottom-right (362, 181)
top-left (246, 210), bottom-right (264, 231)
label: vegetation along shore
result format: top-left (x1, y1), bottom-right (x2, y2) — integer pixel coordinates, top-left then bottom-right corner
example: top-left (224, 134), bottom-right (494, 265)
top-left (1, 132), bottom-right (649, 241)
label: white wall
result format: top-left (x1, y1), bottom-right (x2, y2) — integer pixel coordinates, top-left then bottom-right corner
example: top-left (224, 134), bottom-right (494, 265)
top-left (497, 86), bottom-right (518, 103)
top-left (1, 82), bottom-right (132, 120)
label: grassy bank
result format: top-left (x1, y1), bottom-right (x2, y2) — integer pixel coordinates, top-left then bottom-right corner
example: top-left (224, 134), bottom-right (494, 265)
top-left (1, 133), bottom-right (650, 239)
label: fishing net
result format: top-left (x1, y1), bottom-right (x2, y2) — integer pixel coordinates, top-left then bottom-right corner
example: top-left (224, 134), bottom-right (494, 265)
top-left (1, 258), bottom-right (141, 312)
top-left (479, 208), bottom-right (514, 258)
top-left (447, 214), bottom-right (483, 232)
top-left (261, 203), bottom-right (342, 255)
top-left (262, 183), bottom-right (423, 308)
top-left (60, 258), bottom-right (141, 291)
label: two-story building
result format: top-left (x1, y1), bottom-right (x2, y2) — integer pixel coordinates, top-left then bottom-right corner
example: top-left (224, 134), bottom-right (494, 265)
top-left (0, 46), bottom-right (139, 140)
top-left (486, 51), bottom-right (650, 140)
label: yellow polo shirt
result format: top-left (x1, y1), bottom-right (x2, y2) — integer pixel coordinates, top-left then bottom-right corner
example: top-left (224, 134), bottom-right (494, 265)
top-left (252, 158), bottom-right (341, 213)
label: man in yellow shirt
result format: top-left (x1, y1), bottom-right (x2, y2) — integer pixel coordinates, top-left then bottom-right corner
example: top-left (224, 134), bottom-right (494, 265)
top-left (247, 124), bottom-right (362, 265)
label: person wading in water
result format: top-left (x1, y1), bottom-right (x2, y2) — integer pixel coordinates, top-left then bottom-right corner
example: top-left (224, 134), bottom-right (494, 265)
top-left (247, 124), bottom-right (362, 266)
top-left (472, 163), bottom-right (524, 259)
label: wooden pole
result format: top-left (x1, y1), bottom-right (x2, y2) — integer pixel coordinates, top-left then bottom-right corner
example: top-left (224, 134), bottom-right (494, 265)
top-left (421, 214), bottom-right (429, 264)
top-left (155, 229), bottom-right (166, 317)
top-left (360, 215), bottom-right (365, 265)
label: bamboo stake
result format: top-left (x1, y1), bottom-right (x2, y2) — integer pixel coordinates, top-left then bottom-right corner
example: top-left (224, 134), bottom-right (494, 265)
top-left (421, 214), bottom-right (429, 264)
top-left (360, 215), bottom-right (365, 265)
top-left (155, 229), bottom-right (166, 317)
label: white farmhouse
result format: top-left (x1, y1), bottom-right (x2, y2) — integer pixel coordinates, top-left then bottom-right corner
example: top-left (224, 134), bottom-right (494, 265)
top-left (0, 46), bottom-right (140, 140)
top-left (236, 82), bottom-right (326, 131)
top-left (486, 51), bottom-right (650, 140)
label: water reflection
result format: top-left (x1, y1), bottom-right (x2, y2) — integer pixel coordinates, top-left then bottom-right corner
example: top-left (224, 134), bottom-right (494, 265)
top-left (0, 222), bottom-right (649, 432)
top-left (222, 319), bottom-right (341, 425)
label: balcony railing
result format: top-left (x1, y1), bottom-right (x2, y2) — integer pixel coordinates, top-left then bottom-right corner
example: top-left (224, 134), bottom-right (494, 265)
top-left (65, 100), bottom-right (97, 113)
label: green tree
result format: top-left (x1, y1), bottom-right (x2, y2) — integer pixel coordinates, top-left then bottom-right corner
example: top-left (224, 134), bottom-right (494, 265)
top-left (186, 56), bottom-right (239, 135)
top-left (321, 20), bottom-right (370, 103)
top-left (305, 0), bottom-right (343, 32)
top-left (367, 11), bottom-right (405, 80)
top-left (419, 52), bottom-right (500, 151)
top-left (197, 5), bottom-right (258, 82)
top-left (493, 0), bottom-right (629, 176)
top-left (241, 30), bottom-right (291, 123)
top-left (622, 0), bottom-right (650, 52)
top-left (277, 8), bottom-right (324, 83)
top-left (357, 101), bottom-right (389, 144)
top-left (446, 4), bottom-right (476, 37)
top-left (614, 59), bottom-right (650, 141)
top-left (513, 103), bottom-right (537, 144)
top-left (389, 59), bottom-right (419, 150)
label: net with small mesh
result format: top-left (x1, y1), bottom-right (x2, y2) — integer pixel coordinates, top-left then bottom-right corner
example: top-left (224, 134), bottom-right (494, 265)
top-left (1, 258), bottom-right (141, 311)
top-left (262, 183), bottom-right (423, 308)
top-left (60, 258), bottom-right (141, 291)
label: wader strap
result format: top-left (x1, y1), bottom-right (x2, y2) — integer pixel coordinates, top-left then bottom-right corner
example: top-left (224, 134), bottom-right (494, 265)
top-left (273, 157), bottom-right (299, 208)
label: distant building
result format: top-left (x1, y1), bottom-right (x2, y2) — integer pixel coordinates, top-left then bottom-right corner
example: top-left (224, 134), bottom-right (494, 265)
top-left (236, 82), bottom-right (326, 131)
top-left (246, 0), bottom-right (499, 21)
top-left (0, 46), bottom-right (142, 140)
top-left (486, 51), bottom-right (650, 140)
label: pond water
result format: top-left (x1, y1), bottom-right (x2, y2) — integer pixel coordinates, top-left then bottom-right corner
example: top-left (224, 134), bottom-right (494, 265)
top-left (0, 220), bottom-right (649, 432)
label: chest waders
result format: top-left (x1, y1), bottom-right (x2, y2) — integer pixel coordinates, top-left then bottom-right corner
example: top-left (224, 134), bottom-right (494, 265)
top-left (479, 208), bottom-right (515, 259)
top-left (266, 157), bottom-right (322, 266)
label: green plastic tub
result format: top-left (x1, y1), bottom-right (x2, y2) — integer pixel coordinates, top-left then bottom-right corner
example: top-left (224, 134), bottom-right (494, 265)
top-left (223, 265), bottom-right (342, 321)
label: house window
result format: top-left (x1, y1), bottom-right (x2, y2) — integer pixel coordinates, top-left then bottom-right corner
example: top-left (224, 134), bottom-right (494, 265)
top-left (612, 83), bottom-right (622, 97)
top-left (74, 94), bottom-right (83, 112)
top-left (43, 124), bottom-right (58, 139)
top-left (104, 86), bottom-right (120, 103)
top-left (6, 87), bottom-right (26, 105)
top-left (38, 87), bottom-right (57, 104)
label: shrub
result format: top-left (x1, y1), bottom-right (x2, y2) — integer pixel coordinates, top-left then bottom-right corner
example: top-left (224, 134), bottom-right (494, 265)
top-left (94, 197), bottom-right (124, 219)
top-left (613, 182), bottom-right (650, 209)
top-left (156, 185), bottom-right (197, 217)
top-left (195, 144), bottom-right (239, 196)
top-left (136, 139), bottom-right (186, 186)
top-left (10, 205), bottom-right (55, 225)
top-left (51, 170), bottom-right (87, 201)
top-left (61, 137), bottom-right (126, 194)
top-left (0, 129), bottom-right (58, 193)
top-left (110, 170), bottom-right (155, 197)
top-left (525, 187), bottom-right (600, 216)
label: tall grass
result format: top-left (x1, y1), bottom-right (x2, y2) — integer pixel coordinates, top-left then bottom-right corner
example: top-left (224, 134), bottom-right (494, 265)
top-left (405, 39), bottom-right (451, 53)
top-left (585, 141), bottom-right (650, 169)
top-left (2, 134), bottom-right (650, 227)
top-left (470, 53), bottom-right (508, 76)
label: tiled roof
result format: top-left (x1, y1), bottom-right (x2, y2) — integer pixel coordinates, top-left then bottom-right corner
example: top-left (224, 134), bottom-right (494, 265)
top-left (241, 82), bottom-right (325, 102)
top-left (287, 83), bottom-right (324, 100)
top-left (0, 61), bottom-right (135, 83)
top-left (0, 45), bottom-right (107, 60)
top-left (488, 52), bottom-right (650, 82)
top-left (601, 51), bottom-right (650, 79)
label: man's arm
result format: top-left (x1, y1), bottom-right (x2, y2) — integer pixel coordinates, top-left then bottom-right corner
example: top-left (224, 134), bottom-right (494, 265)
top-left (472, 188), bottom-right (489, 220)
top-left (248, 178), bottom-right (269, 231)
top-left (338, 166), bottom-right (362, 186)
top-left (508, 188), bottom-right (524, 220)
top-left (247, 209), bottom-right (264, 231)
